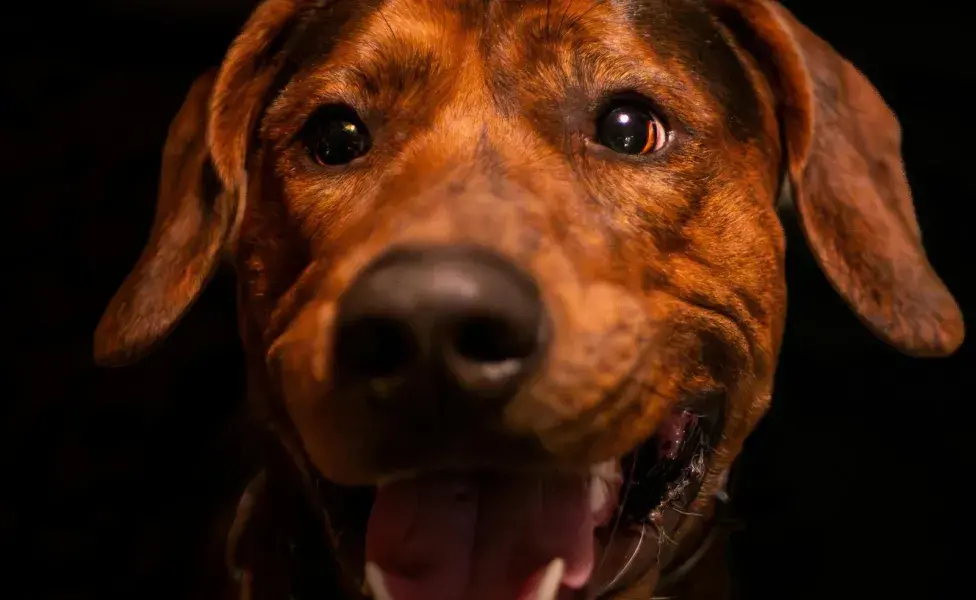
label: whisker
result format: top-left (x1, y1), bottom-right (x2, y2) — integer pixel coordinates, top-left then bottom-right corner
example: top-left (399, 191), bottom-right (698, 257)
top-left (596, 445), bottom-right (639, 576)
top-left (659, 526), bottom-right (677, 547)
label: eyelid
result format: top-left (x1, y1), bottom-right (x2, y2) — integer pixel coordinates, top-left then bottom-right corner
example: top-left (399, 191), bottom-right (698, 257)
top-left (595, 86), bottom-right (695, 144)
top-left (595, 91), bottom-right (670, 130)
top-left (295, 105), bottom-right (363, 148)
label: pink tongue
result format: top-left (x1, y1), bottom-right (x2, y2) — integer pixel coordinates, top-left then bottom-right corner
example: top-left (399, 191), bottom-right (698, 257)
top-left (365, 472), bottom-right (596, 600)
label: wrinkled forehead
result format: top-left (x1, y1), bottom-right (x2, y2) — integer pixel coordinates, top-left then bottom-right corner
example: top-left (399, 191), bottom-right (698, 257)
top-left (262, 0), bottom-right (763, 142)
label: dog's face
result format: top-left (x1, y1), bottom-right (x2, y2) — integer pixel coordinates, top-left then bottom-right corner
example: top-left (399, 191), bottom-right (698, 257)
top-left (95, 0), bottom-right (964, 598)
top-left (261, 0), bottom-right (785, 483)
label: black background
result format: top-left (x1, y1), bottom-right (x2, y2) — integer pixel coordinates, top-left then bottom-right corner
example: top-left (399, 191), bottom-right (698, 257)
top-left (2, 1), bottom-right (972, 598)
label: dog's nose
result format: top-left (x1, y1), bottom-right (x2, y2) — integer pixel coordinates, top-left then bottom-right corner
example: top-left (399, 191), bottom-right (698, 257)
top-left (332, 246), bottom-right (548, 408)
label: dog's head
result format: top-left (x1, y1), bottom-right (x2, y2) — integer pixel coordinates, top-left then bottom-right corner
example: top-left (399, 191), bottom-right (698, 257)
top-left (95, 0), bottom-right (964, 598)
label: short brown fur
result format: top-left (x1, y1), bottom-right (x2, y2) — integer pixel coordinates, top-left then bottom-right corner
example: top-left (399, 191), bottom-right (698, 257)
top-left (94, 1), bottom-right (964, 598)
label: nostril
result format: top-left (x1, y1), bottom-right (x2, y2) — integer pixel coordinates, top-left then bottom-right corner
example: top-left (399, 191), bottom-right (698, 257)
top-left (452, 315), bottom-right (538, 364)
top-left (333, 316), bottom-right (417, 380)
top-left (444, 314), bottom-right (542, 397)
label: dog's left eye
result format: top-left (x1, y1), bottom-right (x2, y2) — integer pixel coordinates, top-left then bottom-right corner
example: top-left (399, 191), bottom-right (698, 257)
top-left (301, 104), bottom-right (372, 166)
top-left (595, 103), bottom-right (668, 155)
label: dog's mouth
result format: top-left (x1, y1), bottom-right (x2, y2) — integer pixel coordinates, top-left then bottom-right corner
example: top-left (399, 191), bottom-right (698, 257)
top-left (315, 395), bottom-right (723, 600)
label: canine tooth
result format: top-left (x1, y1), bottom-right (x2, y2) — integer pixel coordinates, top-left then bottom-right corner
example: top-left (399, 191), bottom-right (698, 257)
top-left (589, 460), bottom-right (620, 484)
top-left (365, 563), bottom-right (395, 600)
top-left (589, 474), bottom-right (609, 515)
top-left (535, 558), bottom-right (565, 600)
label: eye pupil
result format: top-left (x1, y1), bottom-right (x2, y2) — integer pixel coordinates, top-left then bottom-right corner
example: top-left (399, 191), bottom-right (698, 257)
top-left (597, 105), bottom-right (664, 155)
top-left (304, 105), bottom-right (372, 166)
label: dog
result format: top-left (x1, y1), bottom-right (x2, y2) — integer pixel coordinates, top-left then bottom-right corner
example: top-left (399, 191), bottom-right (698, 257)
top-left (93, 0), bottom-right (965, 598)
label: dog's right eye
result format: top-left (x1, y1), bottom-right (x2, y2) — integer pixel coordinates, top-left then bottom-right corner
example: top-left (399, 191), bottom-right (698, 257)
top-left (301, 104), bottom-right (372, 166)
top-left (595, 101), bottom-right (668, 156)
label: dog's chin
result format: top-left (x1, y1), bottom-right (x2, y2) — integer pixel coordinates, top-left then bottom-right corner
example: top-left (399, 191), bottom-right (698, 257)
top-left (313, 393), bottom-right (724, 600)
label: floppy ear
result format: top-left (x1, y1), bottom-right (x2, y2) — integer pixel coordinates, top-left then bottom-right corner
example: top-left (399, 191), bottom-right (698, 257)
top-left (94, 0), bottom-right (301, 366)
top-left (92, 70), bottom-right (238, 367)
top-left (713, 0), bottom-right (965, 357)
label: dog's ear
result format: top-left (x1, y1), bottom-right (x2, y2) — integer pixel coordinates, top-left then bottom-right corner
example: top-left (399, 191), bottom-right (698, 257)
top-left (713, 0), bottom-right (964, 357)
top-left (94, 0), bottom-right (300, 366)
top-left (92, 70), bottom-right (237, 367)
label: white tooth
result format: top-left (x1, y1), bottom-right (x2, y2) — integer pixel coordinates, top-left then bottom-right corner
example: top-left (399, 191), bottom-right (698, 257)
top-left (589, 474), bottom-right (609, 515)
top-left (365, 563), bottom-right (395, 600)
top-left (589, 460), bottom-right (620, 484)
top-left (535, 558), bottom-right (565, 600)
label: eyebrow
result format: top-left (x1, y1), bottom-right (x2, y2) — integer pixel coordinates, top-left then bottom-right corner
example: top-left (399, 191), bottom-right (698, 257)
top-left (623, 0), bottom-right (764, 140)
top-left (345, 45), bottom-right (444, 98)
top-left (262, 1), bottom-right (381, 106)
top-left (261, 36), bottom-right (451, 149)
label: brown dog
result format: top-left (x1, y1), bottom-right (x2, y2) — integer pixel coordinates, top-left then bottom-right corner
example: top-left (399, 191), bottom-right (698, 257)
top-left (93, 1), bottom-right (965, 599)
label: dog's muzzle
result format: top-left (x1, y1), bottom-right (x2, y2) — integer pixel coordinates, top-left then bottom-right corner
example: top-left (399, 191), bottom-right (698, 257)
top-left (311, 245), bottom-right (722, 600)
